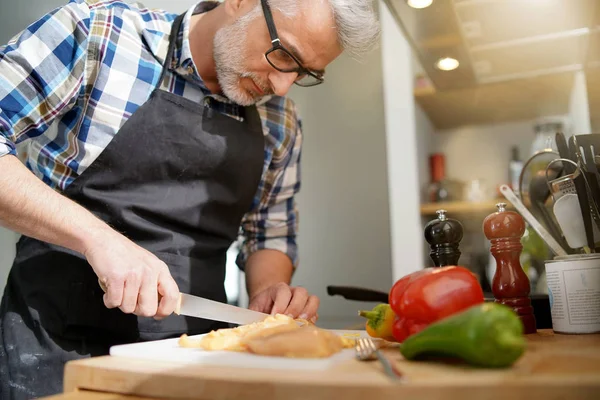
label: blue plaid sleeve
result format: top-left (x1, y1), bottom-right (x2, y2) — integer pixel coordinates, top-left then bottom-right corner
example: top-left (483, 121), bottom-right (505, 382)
top-left (0, 0), bottom-right (90, 158)
top-left (237, 98), bottom-right (303, 270)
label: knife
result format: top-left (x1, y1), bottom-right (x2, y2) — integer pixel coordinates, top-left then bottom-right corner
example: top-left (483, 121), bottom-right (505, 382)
top-left (98, 279), bottom-right (268, 325)
top-left (175, 292), bottom-right (269, 325)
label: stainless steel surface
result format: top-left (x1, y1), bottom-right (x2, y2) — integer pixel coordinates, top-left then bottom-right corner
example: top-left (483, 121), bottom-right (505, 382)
top-left (177, 293), bottom-right (269, 326)
top-left (355, 337), bottom-right (403, 381)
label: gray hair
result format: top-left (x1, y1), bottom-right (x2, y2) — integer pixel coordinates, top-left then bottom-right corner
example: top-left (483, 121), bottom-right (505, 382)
top-left (243, 0), bottom-right (380, 59)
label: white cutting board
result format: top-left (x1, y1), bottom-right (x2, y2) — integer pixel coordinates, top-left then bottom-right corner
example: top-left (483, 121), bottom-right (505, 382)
top-left (109, 329), bottom-right (369, 371)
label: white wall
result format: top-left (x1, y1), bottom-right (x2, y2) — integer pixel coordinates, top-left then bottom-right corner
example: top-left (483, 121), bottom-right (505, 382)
top-left (433, 120), bottom-right (537, 195)
top-left (415, 103), bottom-right (435, 197)
top-left (380, 1), bottom-right (425, 281)
top-left (569, 70), bottom-right (592, 136)
top-left (287, 0), bottom-right (393, 329)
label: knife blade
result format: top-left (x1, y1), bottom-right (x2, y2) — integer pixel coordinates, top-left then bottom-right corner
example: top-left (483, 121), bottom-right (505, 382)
top-left (98, 279), bottom-right (269, 326)
top-left (175, 292), bottom-right (269, 326)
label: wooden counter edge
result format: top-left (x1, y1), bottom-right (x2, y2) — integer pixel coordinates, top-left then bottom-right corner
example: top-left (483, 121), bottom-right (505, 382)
top-left (42, 390), bottom-right (156, 400)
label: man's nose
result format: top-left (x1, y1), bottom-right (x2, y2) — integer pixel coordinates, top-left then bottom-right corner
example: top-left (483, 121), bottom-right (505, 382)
top-left (268, 71), bottom-right (298, 96)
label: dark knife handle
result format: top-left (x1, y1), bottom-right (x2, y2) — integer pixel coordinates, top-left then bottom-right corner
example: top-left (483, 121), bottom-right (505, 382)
top-left (326, 286), bottom-right (388, 303)
top-left (556, 132), bottom-right (576, 174)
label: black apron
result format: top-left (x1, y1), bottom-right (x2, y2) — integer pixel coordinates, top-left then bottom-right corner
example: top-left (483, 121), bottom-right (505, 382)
top-left (0, 13), bottom-right (265, 400)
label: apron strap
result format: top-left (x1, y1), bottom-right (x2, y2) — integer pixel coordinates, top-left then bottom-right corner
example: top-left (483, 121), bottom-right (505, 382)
top-left (158, 13), bottom-right (186, 87)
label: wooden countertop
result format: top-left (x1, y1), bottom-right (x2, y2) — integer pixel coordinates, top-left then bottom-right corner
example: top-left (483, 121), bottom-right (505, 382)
top-left (52, 329), bottom-right (600, 400)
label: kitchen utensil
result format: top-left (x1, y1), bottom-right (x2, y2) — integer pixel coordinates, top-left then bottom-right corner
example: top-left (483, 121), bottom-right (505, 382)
top-left (176, 293), bottom-right (269, 326)
top-left (327, 285), bottom-right (388, 303)
top-left (548, 173), bottom-right (578, 201)
top-left (573, 134), bottom-right (600, 223)
top-left (553, 194), bottom-right (598, 250)
top-left (518, 149), bottom-right (559, 200)
top-left (529, 168), bottom-right (570, 251)
top-left (553, 132), bottom-right (578, 200)
top-left (483, 202), bottom-right (537, 333)
top-left (499, 184), bottom-right (568, 257)
top-left (355, 337), bottom-right (403, 381)
top-left (423, 209), bottom-right (463, 267)
top-left (98, 279), bottom-right (268, 326)
top-left (569, 135), bottom-right (599, 252)
top-left (546, 158), bottom-right (600, 252)
top-left (557, 131), bottom-right (595, 248)
top-left (518, 148), bottom-right (569, 250)
top-left (555, 133), bottom-right (576, 169)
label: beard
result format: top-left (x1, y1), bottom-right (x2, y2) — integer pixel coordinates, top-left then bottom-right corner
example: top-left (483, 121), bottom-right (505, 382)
top-left (213, 19), bottom-right (272, 106)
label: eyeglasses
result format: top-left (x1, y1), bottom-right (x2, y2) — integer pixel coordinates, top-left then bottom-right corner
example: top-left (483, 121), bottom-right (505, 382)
top-left (260, 0), bottom-right (324, 87)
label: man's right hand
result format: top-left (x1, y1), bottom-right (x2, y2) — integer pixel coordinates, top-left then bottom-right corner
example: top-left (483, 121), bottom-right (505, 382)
top-left (84, 231), bottom-right (180, 319)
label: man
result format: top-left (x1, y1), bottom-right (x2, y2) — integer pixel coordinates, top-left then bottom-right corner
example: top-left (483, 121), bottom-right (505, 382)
top-left (0, 0), bottom-right (379, 397)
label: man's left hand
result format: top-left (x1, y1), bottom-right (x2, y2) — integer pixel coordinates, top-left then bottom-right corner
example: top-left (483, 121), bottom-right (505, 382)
top-left (248, 283), bottom-right (320, 323)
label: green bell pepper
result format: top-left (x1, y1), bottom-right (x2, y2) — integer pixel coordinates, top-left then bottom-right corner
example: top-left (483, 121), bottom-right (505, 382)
top-left (399, 303), bottom-right (527, 368)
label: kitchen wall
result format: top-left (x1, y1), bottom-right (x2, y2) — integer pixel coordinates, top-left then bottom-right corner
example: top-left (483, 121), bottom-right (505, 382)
top-left (415, 103), bottom-right (435, 198)
top-left (569, 70), bottom-right (592, 136)
top-left (379, 2), bottom-right (425, 282)
top-left (432, 120), bottom-right (539, 195)
top-left (285, 0), bottom-right (395, 329)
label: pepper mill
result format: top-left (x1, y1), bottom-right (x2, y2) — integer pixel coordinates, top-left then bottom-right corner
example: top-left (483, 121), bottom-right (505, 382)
top-left (483, 202), bottom-right (537, 334)
top-left (424, 209), bottom-right (463, 267)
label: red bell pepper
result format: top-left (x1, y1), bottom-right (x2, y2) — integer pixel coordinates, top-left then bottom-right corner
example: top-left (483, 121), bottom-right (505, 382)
top-left (388, 266), bottom-right (484, 342)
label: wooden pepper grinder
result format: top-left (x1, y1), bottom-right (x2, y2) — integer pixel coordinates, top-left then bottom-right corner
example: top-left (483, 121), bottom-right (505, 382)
top-left (483, 202), bottom-right (537, 334)
top-left (424, 209), bottom-right (463, 267)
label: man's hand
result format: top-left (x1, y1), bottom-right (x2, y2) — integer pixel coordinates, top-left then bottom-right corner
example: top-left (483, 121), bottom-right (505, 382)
top-left (84, 229), bottom-right (180, 319)
top-left (248, 282), bottom-right (320, 323)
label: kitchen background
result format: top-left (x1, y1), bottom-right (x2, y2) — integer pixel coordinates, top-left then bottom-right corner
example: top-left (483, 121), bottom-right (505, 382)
top-left (0, 0), bottom-right (597, 329)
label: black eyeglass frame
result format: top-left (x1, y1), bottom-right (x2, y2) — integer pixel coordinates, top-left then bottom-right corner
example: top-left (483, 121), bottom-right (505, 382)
top-left (260, 0), bottom-right (324, 87)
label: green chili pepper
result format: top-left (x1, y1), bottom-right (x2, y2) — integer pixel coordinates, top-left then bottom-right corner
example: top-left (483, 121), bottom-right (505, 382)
top-left (399, 303), bottom-right (527, 368)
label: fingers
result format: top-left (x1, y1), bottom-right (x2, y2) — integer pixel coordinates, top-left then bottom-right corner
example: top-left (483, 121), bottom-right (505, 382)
top-left (102, 276), bottom-right (123, 309)
top-left (270, 283), bottom-right (292, 315)
top-left (155, 267), bottom-right (180, 319)
top-left (120, 270), bottom-right (142, 314)
top-left (299, 295), bottom-right (320, 323)
top-left (283, 286), bottom-right (309, 318)
top-left (270, 285), bottom-right (321, 323)
top-left (135, 267), bottom-right (159, 317)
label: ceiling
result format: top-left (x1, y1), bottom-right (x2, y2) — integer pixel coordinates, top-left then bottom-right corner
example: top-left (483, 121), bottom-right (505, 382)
top-left (383, 0), bottom-right (600, 130)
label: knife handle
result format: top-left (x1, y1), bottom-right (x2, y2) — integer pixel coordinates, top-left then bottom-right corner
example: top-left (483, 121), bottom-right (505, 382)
top-left (97, 279), bottom-right (183, 314)
top-left (326, 285), bottom-right (389, 303)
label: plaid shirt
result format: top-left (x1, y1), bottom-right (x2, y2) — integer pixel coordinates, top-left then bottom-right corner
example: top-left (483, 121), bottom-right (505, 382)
top-left (0, 0), bottom-right (301, 269)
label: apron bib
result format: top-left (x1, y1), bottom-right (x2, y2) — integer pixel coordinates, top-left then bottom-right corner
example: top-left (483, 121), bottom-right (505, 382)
top-left (0, 13), bottom-right (265, 399)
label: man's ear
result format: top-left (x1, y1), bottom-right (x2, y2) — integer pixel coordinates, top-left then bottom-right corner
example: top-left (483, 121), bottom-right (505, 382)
top-left (223, 0), bottom-right (257, 18)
